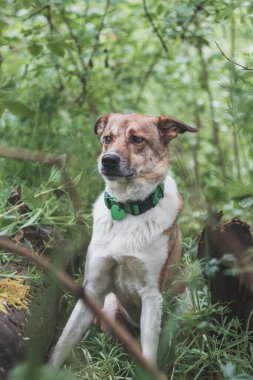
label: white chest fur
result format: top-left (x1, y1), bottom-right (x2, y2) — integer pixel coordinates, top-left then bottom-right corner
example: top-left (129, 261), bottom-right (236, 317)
top-left (86, 175), bottom-right (180, 314)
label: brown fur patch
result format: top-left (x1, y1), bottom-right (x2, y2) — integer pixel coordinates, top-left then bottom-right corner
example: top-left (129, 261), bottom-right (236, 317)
top-left (159, 223), bottom-right (186, 295)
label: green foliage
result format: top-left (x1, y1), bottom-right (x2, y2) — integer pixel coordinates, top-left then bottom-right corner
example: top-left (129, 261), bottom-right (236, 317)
top-left (63, 241), bottom-right (253, 380)
top-left (0, 167), bottom-right (88, 236)
top-left (71, 328), bottom-right (134, 379)
top-left (0, 1), bottom-right (252, 228)
top-left (8, 362), bottom-right (78, 380)
top-left (0, 0), bottom-right (253, 379)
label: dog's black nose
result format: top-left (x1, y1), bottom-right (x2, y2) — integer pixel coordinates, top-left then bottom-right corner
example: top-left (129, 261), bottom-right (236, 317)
top-left (102, 153), bottom-right (120, 168)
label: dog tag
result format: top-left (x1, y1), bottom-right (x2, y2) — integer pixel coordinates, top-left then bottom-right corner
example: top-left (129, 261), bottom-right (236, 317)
top-left (111, 204), bottom-right (126, 221)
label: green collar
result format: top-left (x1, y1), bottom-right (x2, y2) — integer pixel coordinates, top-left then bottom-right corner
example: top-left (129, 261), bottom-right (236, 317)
top-left (104, 183), bottom-right (165, 221)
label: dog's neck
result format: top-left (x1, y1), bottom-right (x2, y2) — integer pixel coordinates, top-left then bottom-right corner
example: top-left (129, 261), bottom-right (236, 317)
top-left (105, 177), bottom-right (166, 203)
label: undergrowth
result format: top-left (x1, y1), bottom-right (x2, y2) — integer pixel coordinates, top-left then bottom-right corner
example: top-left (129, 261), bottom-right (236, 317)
top-left (0, 167), bottom-right (90, 237)
top-left (62, 240), bottom-right (253, 380)
top-left (0, 168), bottom-right (252, 380)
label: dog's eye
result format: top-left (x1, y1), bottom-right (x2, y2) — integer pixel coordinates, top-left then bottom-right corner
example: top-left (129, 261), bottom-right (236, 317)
top-left (104, 136), bottom-right (112, 144)
top-left (130, 135), bottom-right (144, 144)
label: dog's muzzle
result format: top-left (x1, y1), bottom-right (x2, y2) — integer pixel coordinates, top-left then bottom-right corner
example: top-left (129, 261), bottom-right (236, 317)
top-left (100, 153), bottom-right (135, 180)
top-left (102, 153), bottom-right (120, 169)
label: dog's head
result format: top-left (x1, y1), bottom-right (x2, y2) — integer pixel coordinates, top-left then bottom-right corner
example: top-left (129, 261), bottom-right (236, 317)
top-left (94, 113), bottom-right (196, 184)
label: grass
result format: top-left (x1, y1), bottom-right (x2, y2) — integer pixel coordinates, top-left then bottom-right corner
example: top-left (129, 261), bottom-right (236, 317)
top-left (66, 289), bottom-right (253, 380)
top-left (63, 241), bottom-right (253, 380)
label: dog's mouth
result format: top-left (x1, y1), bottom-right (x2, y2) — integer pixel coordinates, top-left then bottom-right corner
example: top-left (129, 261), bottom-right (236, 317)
top-left (101, 169), bottom-right (136, 181)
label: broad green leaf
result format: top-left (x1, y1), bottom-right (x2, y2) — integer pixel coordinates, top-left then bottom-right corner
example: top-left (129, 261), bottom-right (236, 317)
top-left (2, 100), bottom-right (35, 118)
top-left (9, 362), bottom-right (78, 380)
top-left (47, 41), bottom-right (65, 57)
top-left (156, 3), bottom-right (164, 15)
top-left (28, 43), bottom-right (43, 56)
top-left (0, 19), bottom-right (8, 31)
top-left (0, 104), bottom-right (5, 116)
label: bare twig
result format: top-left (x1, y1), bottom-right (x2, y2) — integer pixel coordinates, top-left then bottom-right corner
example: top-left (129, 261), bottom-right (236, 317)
top-left (196, 41), bottom-right (227, 181)
top-left (24, 5), bottom-right (49, 21)
top-left (215, 41), bottom-right (253, 71)
top-left (73, 0), bottom-right (111, 103)
top-left (136, 50), bottom-right (162, 107)
top-left (60, 9), bottom-right (87, 100)
top-left (143, 0), bottom-right (168, 53)
top-left (88, 0), bottom-right (111, 66)
top-left (180, 0), bottom-right (207, 40)
top-left (50, 20), bottom-right (86, 96)
top-left (0, 237), bottom-right (166, 380)
top-left (60, 10), bottom-right (87, 74)
top-left (229, 17), bottom-right (242, 181)
top-left (46, 5), bottom-right (54, 32)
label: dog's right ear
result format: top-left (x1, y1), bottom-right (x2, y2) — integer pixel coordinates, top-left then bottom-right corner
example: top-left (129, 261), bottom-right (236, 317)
top-left (94, 114), bottom-right (110, 136)
top-left (157, 116), bottom-right (197, 144)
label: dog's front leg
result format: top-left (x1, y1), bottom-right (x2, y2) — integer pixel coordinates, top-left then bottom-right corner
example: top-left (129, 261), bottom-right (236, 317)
top-left (49, 254), bottom-right (113, 368)
top-left (140, 289), bottom-right (163, 365)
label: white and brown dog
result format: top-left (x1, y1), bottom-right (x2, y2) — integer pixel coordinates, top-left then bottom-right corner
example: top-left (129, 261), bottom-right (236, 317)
top-left (50, 113), bottom-right (197, 367)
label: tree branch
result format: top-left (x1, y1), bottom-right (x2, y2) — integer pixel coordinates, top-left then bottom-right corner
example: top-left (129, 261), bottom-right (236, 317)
top-left (180, 0), bottom-right (207, 40)
top-left (136, 50), bottom-right (162, 106)
top-left (88, 0), bottom-right (111, 66)
top-left (60, 10), bottom-right (87, 74)
top-left (143, 0), bottom-right (168, 53)
top-left (215, 41), bottom-right (253, 71)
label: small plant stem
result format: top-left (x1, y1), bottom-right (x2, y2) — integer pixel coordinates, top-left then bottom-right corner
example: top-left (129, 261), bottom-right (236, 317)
top-left (230, 15), bottom-right (241, 181)
top-left (196, 42), bottom-right (227, 182)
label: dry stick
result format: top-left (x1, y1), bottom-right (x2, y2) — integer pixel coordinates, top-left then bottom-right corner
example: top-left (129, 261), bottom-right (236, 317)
top-left (0, 147), bottom-right (65, 166)
top-left (0, 238), bottom-right (167, 380)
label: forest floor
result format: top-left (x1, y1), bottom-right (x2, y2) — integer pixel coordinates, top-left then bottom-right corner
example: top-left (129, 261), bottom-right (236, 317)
top-left (0, 180), bottom-right (253, 380)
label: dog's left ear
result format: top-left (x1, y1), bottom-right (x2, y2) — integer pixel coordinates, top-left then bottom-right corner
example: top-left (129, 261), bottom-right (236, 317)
top-left (157, 116), bottom-right (197, 144)
top-left (94, 114), bottom-right (110, 136)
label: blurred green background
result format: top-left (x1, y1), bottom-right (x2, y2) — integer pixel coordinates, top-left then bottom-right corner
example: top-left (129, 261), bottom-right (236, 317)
top-left (0, 0), bottom-right (252, 236)
top-left (1, 2), bottom-right (253, 379)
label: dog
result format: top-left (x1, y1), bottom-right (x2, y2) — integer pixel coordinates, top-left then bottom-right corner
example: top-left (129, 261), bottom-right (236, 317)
top-left (50, 113), bottom-right (197, 367)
